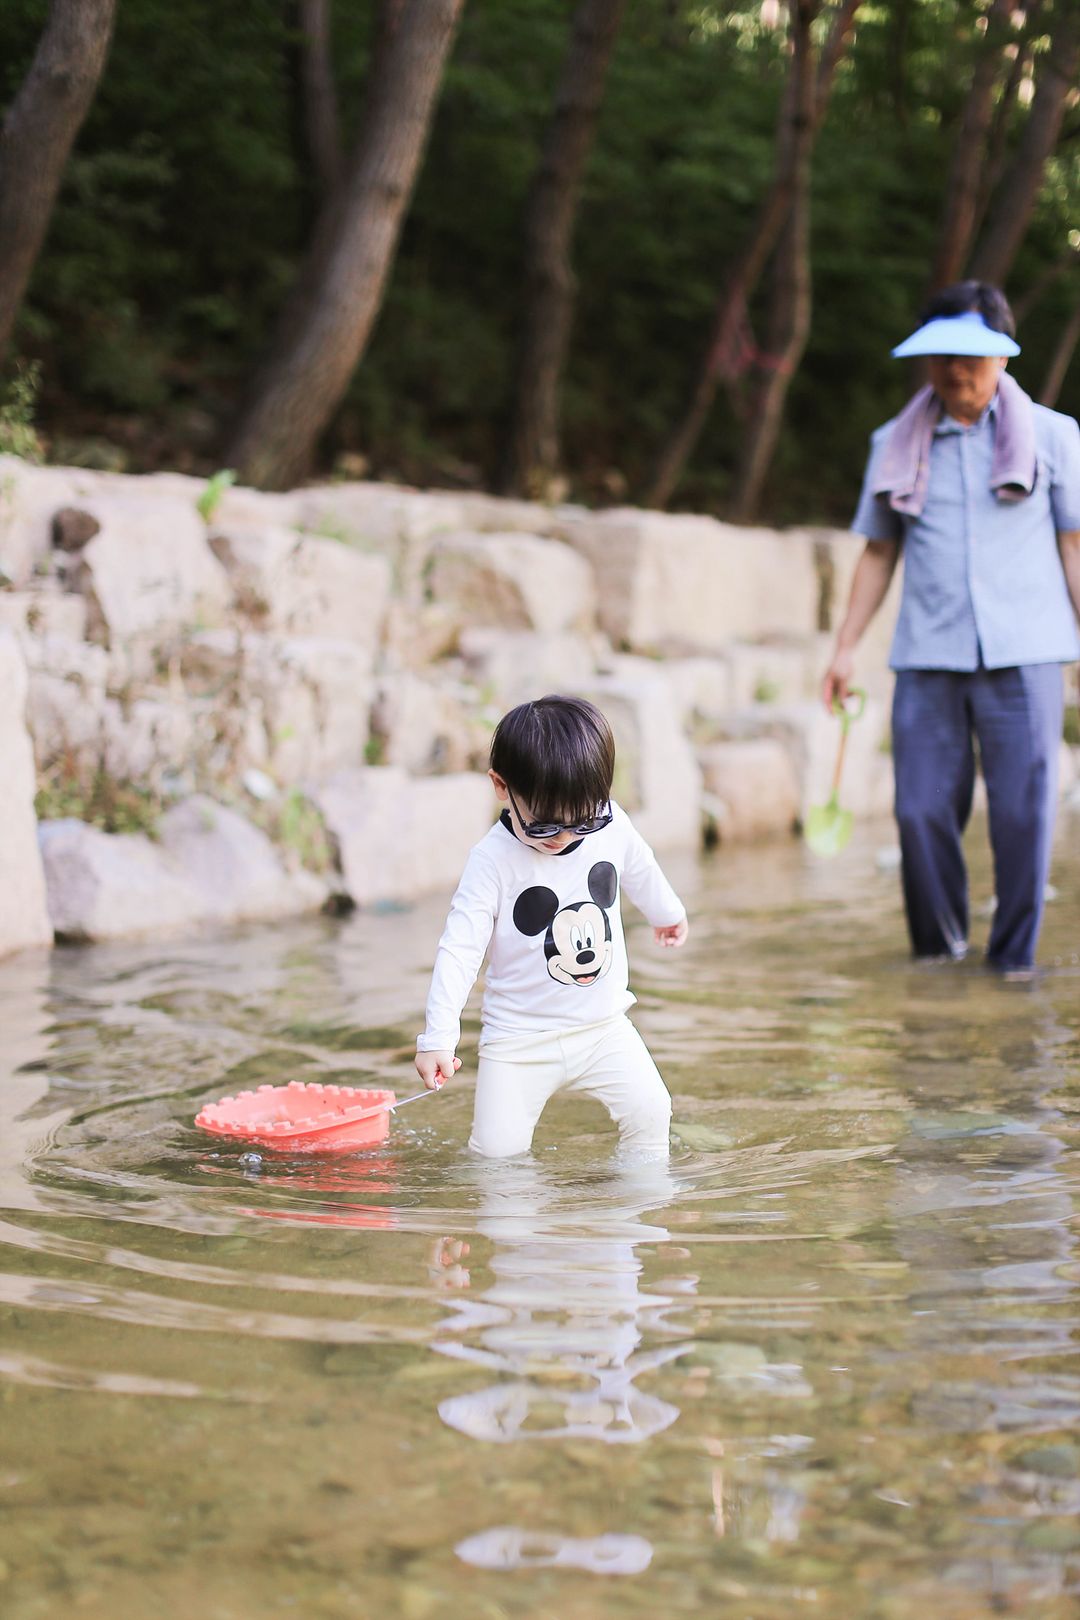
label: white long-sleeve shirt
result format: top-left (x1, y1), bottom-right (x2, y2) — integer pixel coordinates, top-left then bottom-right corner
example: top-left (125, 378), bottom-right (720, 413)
top-left (418, 801), bottom-right (686, 1052)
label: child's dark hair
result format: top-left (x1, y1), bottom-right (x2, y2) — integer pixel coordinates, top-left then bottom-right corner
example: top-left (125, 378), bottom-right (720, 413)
top-left (490, 696), bottom-right (615, 824)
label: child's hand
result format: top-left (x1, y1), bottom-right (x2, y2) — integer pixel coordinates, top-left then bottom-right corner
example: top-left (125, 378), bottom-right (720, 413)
top-left (415, 1050), bottom-right (462, 1090)
top-left (655, 917), bottom-right (688, 949)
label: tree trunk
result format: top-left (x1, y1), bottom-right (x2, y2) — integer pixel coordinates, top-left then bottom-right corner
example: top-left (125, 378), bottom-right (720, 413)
top-left (371, 0), bottom-right (409, 71)
top-left (969, 6), bottom-right (1080, 287)
top-left (927, 0), bottom-right (1018, 293)
top-left (227, 0), bottom-right (465, 491)
top-left (730, 197), bottom-right (811, 522)
top-left (1038, 282), bottom-right (1080, 406)
top-left (1012, 240), bottom-right (1080, 323)
top-left (814, 0), bottom-right (863, 117)
top-left (501, 0), bottom-right (628, 499)
top-left (973, 7), bottom-right (1040, 239)
top-left (646, 4), bottom-right (823, 510)
top-left (0, 0), bottom-right (117, 364)
top-left (727, 0), bottom-right (861, 523)
top-left (297, 0), bottom-right (343, 202)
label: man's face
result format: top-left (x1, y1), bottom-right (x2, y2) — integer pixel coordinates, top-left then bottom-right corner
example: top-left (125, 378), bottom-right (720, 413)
top-left (927, 354), bottom-right (1006, 424)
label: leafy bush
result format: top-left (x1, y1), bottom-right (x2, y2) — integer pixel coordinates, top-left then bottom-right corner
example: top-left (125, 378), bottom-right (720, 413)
top-left (34, 760), bottom-right (163, 838)
top-left (0, 362), bottom-right (43, 461)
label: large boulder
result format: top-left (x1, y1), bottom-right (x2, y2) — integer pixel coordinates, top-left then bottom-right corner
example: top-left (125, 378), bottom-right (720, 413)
top-left (667, 638), bottom-right (830, 736)
top-left (100, 694), bottom-right (196, 787)
top-left (714, 698), bottom-right (895, 824)
top-left (38, 819), bottom-right (205, 941)
top-left (427, 532), bottom-right (596, 636)
top-left (0, 587), bottom-right (88, 641)
top-left (382, 598), bottom-right (465, 670)
top-left (0, 632), bottom-right (52, 955)
top-left (293, 482), bottom-right (469, 603)
top-left (208, 524), bottom-right (391, 652)
top-left (457, 626), bottom-right (601, 711)
top-left (454, 491), bottom-right (590, 538)
top-left (297, 481), bottom-right (469, 550)
top-left (699, 739), bottom-right (802, 843)
top-left (22, 633), bottom-right (110, 774)
top-left (66, 485), bottom-right (232, 644)
top-left (313, 767), bottom-right (493, 905)
top-left (181, 631), bottom-right (374, 783)
top-left (664, 656), bottom-right (734, 731)
top-left (38, 798), bottom-right (327, 941)
top-left (157, 796), bottom-right (327, 921)
top-left (722, 635), bottom-right (828, 709)
top-left (371, 672), bottom-right (488, 775)
top-left (0, 456), bottom-right (92, 585)
top-left (559, 508), bottom-right (824, 652)
top-left (588, 659), bottom-right (703, 850)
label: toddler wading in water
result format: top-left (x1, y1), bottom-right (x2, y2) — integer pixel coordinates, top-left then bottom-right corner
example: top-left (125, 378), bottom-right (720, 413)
top-left (415, 695), bottom-right (688, 1157)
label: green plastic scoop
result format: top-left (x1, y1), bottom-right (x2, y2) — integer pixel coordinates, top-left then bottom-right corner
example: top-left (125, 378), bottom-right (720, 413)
top-left (805, 687), bottom-right (866, 857)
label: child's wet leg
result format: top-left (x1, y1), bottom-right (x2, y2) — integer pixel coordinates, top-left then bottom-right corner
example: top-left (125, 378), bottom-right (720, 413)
top-left (468, 1046), bottom-right (563, 1158)
top-left (570, 1017), bottom-right (672, 1156)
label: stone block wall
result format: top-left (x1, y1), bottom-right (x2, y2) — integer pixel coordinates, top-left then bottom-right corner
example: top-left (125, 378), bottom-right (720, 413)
top-left (2, 453), bottom-right (1072, 951)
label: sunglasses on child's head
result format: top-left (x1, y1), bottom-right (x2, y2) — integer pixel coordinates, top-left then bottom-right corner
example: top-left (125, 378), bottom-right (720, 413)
top-left (507, 786), bottom-right (613, 840)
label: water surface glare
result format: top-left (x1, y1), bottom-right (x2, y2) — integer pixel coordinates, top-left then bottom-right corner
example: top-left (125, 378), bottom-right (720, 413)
top-left (2, 820), bottom-right (1080, 1619)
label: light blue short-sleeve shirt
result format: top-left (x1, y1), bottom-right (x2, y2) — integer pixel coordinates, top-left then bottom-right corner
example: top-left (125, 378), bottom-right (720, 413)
top-left (852, 394), bottom-right (1080, 671)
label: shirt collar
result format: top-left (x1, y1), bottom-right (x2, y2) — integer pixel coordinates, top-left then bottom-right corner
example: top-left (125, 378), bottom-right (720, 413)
top-left (934, 389), bottom-right (999, 436)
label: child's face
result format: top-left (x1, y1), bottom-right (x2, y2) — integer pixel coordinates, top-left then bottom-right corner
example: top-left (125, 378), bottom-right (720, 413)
top-left (488, 771), bottom-right (586, 856)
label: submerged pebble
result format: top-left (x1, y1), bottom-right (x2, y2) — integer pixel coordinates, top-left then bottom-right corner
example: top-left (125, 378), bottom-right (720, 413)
top-left (1012, 1443), bottom-right (1080, 1479)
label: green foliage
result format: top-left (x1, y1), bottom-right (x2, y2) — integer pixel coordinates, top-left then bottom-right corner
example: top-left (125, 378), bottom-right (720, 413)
top-left (196, 468), bottom-right (236, 522)
top-left (0, 361), bottom-right (44, 461)
top-left (3, 0), bottom-right (1080, 518)
top-left (34, 761), bottom-right (162, 838)
top-left (251, 788), bottom-right (334, 874)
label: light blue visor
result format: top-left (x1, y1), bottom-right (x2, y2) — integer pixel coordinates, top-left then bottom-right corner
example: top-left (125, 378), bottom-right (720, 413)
top-left (891, 310), bottom-right (1021, 359)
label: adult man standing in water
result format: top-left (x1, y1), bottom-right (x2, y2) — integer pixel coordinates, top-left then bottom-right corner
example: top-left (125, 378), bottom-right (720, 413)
top-left (823, 282), bottom-right (1080, 978)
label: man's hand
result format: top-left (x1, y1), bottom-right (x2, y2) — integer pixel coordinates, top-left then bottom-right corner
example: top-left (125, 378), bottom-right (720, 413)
top-left (655, 917), bottom-right (689, 949)
top-left (415, 1051), bottom-right (461, 1090)
top-left (822, 645), bottom-right (855, 712)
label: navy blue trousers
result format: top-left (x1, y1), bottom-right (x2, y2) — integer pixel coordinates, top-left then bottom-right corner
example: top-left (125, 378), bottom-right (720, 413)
top-left (891, 666), bottom-right (1063, 970)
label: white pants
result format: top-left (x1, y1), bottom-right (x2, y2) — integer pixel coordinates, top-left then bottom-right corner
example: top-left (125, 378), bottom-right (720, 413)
top-left (469, 1014), bottom-right (672, 1159)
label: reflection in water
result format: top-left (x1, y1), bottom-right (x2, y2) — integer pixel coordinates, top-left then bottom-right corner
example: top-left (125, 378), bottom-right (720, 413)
top-left (883, 1001), bottom-right (1080, 1608)
top-left (455, 1524), bottom-right (653, 1573)
top-left (434, 1158), bottom-right (692, 1444)
top-left (1, 824), bottom-right (1079, 1618)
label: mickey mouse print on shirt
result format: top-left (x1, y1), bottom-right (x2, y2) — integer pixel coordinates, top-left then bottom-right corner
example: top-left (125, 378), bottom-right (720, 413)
top-left (512, 862), bottom-right (618, 987)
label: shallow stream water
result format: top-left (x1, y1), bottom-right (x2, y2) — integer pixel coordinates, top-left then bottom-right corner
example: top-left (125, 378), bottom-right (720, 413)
top-left (2, 816), bottom-right (1079, 1620)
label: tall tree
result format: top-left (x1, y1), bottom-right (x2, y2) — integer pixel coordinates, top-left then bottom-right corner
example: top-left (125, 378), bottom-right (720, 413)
top-left (646, 5), bottom-right (820, 510)
top-left (971, 4), bottom-right (1042, 243)
top-left (227, 0), bottom-right (465, 490)
top-left (1039, 280), bottom-right (1080, 405)
top-left (731, 0), bottom-right (862, 520)
top-left (501, 0), bottom-right (628, 499)
top-left (970, 1), bottom-right (1080, 286)
top-left (927, 0), bottom-right (1020, 293)
top-left (297, 0), bottom-right (343, 203)
top-left (647, 0), bottom-right (863, 513)
top-left (0, 0), bottom-right (117, 364)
